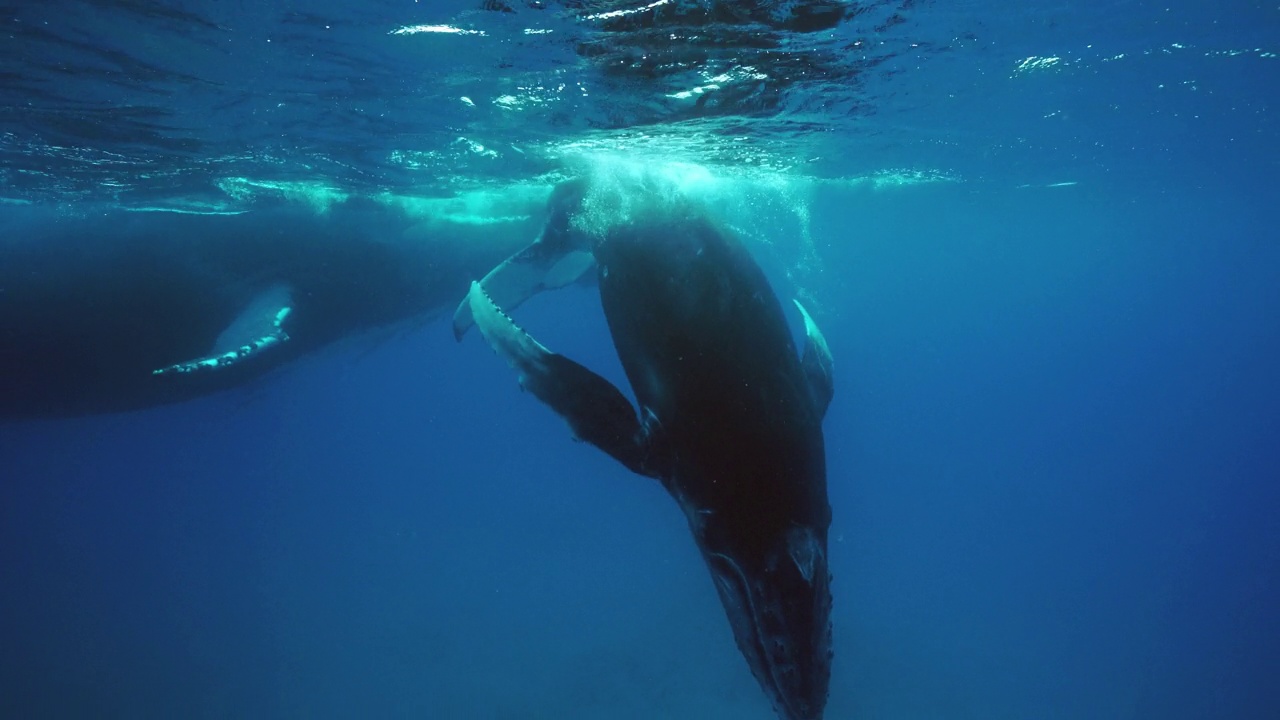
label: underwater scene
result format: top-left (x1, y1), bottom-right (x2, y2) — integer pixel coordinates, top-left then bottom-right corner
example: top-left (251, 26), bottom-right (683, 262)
top-left (1, 1), bottom-right (1277, 718)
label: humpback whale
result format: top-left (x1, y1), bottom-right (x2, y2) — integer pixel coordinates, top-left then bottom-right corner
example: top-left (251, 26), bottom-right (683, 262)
top-left (0, 197), bottom-right (540, 420)
top-left (456, 176), bottom-right (835, 720)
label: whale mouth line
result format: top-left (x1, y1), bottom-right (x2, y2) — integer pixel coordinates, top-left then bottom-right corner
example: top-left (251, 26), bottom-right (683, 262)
top-left (709, 551), bottom-right (807, 720)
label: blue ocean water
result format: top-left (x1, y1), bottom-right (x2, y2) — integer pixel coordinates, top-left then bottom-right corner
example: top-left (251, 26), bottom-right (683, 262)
top-left (1, 1), bottom-right (1277, 718)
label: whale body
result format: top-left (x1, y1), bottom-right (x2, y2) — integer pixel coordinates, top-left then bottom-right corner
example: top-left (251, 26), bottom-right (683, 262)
top-left (457, 176), bottom-right (835, 720)
top-left (0, 198), bottom-right (538, 420)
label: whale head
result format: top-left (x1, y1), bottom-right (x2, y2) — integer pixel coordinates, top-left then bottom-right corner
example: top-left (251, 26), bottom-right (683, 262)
top-left (703, 523), bottom-right (832, 720)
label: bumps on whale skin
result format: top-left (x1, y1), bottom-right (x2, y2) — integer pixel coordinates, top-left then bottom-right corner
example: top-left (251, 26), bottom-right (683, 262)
top-left (465, 280), bottom-right (552, 383)
top-left (452, 243), bottom-right (594, 341)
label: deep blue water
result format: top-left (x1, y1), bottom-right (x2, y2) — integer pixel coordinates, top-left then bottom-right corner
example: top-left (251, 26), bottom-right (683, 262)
top-left (2, 1), bottom-right (1278, 719)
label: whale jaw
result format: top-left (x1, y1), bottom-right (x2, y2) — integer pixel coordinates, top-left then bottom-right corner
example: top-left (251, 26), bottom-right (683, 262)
top-left (704, 525), bottom-right (832, 720)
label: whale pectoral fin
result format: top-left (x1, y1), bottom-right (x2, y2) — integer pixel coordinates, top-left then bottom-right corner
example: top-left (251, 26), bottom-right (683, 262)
top-left (153, 284), bottom-right (293, 376)
top-left (452, 238), bottom-right (595, 340)
top-left (467, 281), bottom-right (652, 476)
top-left (793, 299), bottom-right (834, 418)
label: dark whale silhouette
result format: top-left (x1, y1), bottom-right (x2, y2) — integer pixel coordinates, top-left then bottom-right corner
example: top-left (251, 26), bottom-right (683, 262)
top-left (456, 176), bottom-right (835, 720)
top-left (0, 197), bottom-right (539, 420)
